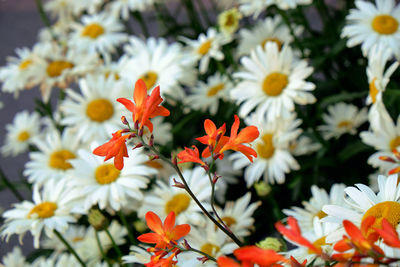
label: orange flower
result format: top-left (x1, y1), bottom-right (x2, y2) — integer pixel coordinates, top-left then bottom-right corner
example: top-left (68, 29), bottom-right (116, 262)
top-left (196, 119), bottom-right (226, 149)
top-left (117, 79), bottom-right (170, 133)
top-left (145, 251), bottom-right (178, 267)
top-left (234, 246), bottom-right (288, 267)
top-left (374, 218), bottom-right (400, 248)
top-left (217, 256), bottom-right (253, 267)
top-left (93, 129), bottom-right (131, 170)
top-left (177, 146), bottom-right (206, 166)
top-left (275, 217), bottom-right (321, 254)
top-left (138, 211), bottom-right (191, 249)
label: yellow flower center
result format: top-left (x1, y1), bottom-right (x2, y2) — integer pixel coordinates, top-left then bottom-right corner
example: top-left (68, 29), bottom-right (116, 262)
top-left (362, 201), bottom-right (400, 235)
top-left (256, 133), bottom-right (275, 159)
top-left (86, 98), bottom-right (114, 122)
top-left (390, 136), bottom-right (400, 150)
top-left (261, 38), bottom-right (283, 50)
top-left (369, 77), bottom-right (379, 104)
top-left (201, 243), bottom-right (220, 257)
top-left (139, 71), bottom-right (158, 90)
top-left (207, 83), bottom-right (225, 97)
top-left (372, 14), bottom-right (399, 35)
top-left (105, 71), bottom-right (120, 80)
top-left (145, 160), bottom-right (164, 169)
top-left (19, 59), bottom-right (32, 70)
top-left (81, 23), bottom-right (105, 39)
top-left (46, 61), bottom-right (74, 77)
top-left (49, 149), bottom-right (76, 170)
top-left (221, 216), bottom-right (237, 227)
top-left (197, 40), bottom-right (212, 55)
top-left (28, 202), bottom-right (57, 219)
top-left (308, 236), bottom-right (326, 254)
top-left (165, 193), bottom-right (191, 216)
top-left (337, 120), bottom-right (353, 130)
top-left (315, 210), bottom-right (327, 219)
top-left (95, 164), bottom-right (121, 184)
top-left (262, 72), bottom-right (288, 96)
top-left (72, 236), bottom-right (84, 242)
top-left (17, 131), bottom-right (30, 142)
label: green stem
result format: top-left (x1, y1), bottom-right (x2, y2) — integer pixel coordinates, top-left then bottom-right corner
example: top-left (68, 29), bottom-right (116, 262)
top-left (277, 9), bottom-right (305, 58)
top-left (105, 228), bottom-right (125, 265)
top-left (132, 11), bottom-right (149, 37)
top-left (54, 229), bottom-right (87, 267)
top-left (34, 0), bottom-right (57, 40)
top-left (118, 210), bottom-right (136, 245)
top-left (177, 245), bottom-right (216, 262)
top-left (0, 168), bottom-right (24, 201)
top-left (95, 231), bottom-right (113, 267)
top-left (139, 138), bottom-right (243, 247)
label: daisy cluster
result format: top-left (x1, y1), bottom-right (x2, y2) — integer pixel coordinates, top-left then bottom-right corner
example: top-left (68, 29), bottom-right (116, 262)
top-left (1, 0), bottom-right (400, 266)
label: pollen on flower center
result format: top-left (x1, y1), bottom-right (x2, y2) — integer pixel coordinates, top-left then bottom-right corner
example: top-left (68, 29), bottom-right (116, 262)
top-left (28, 202), bottom-right (57, 219)
top-left (390, 136), bottom-right (400, 150)
top-left (261, 38), bottom-right (283, 50)
top-left (19, 59), bottom-right (32, 70)
top-left (207, 83), bottom-right (225, 97)
top-left (372, 14), bottom-right (399, 35)
top-left (197, 40), bottom-right (212, 55)
top-left (221, 216), bottom-right (236, 227)
top-left (257, 133), bottom-right (275, 159)
top-left (139, 71), bottom-right (158, 90)
top-left (17, 131), bottom-right (30, 142)
top-left (72, 236), bottom-right (84, 242)
top-left (145, 160), bottom-right (164, 169)
top-left (201, 243), bottom-right (220, 257)
top-left (165, 193), bottom-right (191, 216)
top-left (46, 61), bottom-right (74, 77)
top-left (86, 98), bottom-right (114, 122)
top-left (95, 164), bottom-right (121, 184)
top-left (315, 210), bottom-right (327, 219)
top-left (49, 149), bottom-right (76, 170)
top-left (337, 120), bottom-right (353, 130)
top-left (307, 236), bottom-right (326, 254)
top-left (362, 201), bottom-right (400, 232)
top-left (81, 23), bottom-right (105, 39)
top-left (262, 72), bottom-right (288, 96)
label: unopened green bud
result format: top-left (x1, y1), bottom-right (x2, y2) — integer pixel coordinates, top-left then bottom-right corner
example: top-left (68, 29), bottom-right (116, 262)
top-left (134, 220), bottom-right (147, 233)
top-left (88, 208), bottom-right (108, 231)
top-left (256, 237), bottom-right (284, 252)
top-left (254, 181), bottom-right (271, 197)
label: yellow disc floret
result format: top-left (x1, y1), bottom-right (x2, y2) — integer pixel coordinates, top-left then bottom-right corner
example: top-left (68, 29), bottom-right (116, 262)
top-left (139, 71), bottom-right (158, 90)
top-left (46, 61), bottom-right (74, 77)
top-left (390, 136), bottom-right (400, 151)
top-left (95, 164), bottom-right (120, 184)
top-left (257, 133), bottom-right (275, 159)
top-left (372, 14), bottom-right (399, 35)
top-left (17, 131), bottom-right (30, 142)
top-left (49, 150), bottom-right (76, 170)
top-left (262, 72), bottom-right (288, 96)
top-left (261, 38), bottom-right (283, 50)
top-left (165, 193), bottom-right (191, 216)
top-left (201, 243), bottom-right (220, 257)
top-left (198, 40), bottom-right (212, 55)
top-left (362, 201), bottom-right (400, 233)
top-left (81, 23), bottom-right (105, 39)
top-left (337, 120), bottom-right (353, 130)
top-left (369, 77), bottom-right (379, 104)
top-left (207, 83), bottom-right (225, 97)
top-left (28, 202), bottom-right (57, 219)
top-left (19, 59), bottom-right (32, 70)
top-left (315, 210), bottom-right (328, 219)
top-left (86, 98), bottom-right (114, 122)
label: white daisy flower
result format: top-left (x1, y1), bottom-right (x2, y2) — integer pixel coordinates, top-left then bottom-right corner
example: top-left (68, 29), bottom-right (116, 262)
top-left (69, 12), bottom-right (128, 61)
top-left (231, 113), bottom-right (302, 186)
top-left (283, 184), bottom-right (347, 232)
top-left (179, 219), bottom-right (238, 266)
top-left (31, 253), bottom-right (80, 267)
top-left (366, 44), bottom-right (399, 105)
top-left (44, 0), bottom-right (85, 22)
top-left (361, 102), bottom-right (400, 172)
top-left (109, 0), bottom-right (157, 19)
top-left (341, 0), bottom-right (400, 59)
top-left (231, 42), bottom-right (316, 121)
top-left (1, 110), bottom-right (41, 157)
top-left (138, 167), bottom-right (211, 226)
top-left (42, 224), bottom-right (91, 254)
top-left (1, 247), bottom-right (29, 267)
top-left (216, 193), bottom-right (261, 238)
top-left (1, 179), bottom-right (77, 248)
top-left (186, 73), bottom-right (233, 115)
top-left (24, 128), bottom-right (82, 188)
top-left (289, 134), bottom-right (321, 156)
top-left (322, 174), bottom-right (400, 258)
top-left (181, 28), bottom-right (231, 74)
top-left (60, 75), bottom-right (127, 143)
top-left (239, 0), bottom-right (312, 17)
top-left (123, 246), bottom-right (151, 265)
top-left (121, 36), bottom-right (196, 98)
top-left (318, 102), bottom-right (368, 140)
top-left (0, 47), bottom-right (39, 97)
top-left (237, 15), bottom-right (302, 57)
top-left (68, 146), bottom-right (155, 212)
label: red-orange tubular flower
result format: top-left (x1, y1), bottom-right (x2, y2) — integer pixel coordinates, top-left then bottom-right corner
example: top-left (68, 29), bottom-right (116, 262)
top-left (138, 211), bottom-right (191, 249)
top-left (375, 218), bottom-right (400, 248)
top-left (93, 129), bottom-right (131, 170)
top-left (217, 255), bottom-right (253, 267)
top-left (117, 79), bottom-right (170, 133)
top-left (275, 217), bottom-right (321, 254)
top-left (234, 246), bottom-right (288, 267)
top-left (177, 145), bottom-right (206, 166)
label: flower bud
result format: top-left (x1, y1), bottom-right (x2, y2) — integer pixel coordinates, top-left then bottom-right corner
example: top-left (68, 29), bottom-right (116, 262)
top-left (254, 181), bottom-right (271, 197)
top-left (172, 178), bottom-right (185, 189)
top-left (133, 220), bottom-right (147, 233)
top-left (121, 116), bottom-right (128, 125)
top-left (88, 208), bottom-right (108, 231)
top-left (256, 237), bottom-right (284, 252)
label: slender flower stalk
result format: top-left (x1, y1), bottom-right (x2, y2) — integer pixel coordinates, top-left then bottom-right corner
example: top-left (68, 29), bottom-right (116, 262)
top-left (54, 229), bottom-right (87, 267)
top-left (95, 230), bottom-right (112, 267)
